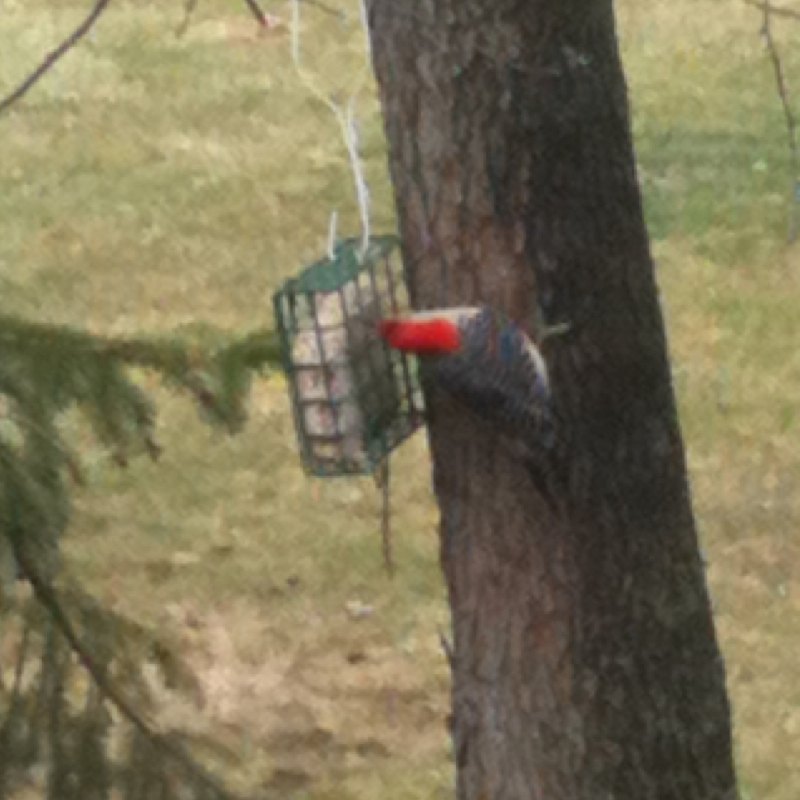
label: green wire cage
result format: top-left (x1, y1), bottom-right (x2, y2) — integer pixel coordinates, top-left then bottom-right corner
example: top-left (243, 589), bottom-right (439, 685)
top-left (273, 236), bottom-right (425, 477)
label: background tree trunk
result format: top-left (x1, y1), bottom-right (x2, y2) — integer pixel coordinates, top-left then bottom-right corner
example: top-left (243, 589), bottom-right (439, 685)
top-left (367, 1), bottom-right (740, 799)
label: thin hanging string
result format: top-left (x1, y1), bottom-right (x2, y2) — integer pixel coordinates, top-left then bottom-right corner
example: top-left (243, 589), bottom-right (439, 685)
top-left (291, 2), bottom-right (394, 574)
top-left (290, 0), bottom-right (372, 259)
top-left (376, 457), bottom-right (394, 577)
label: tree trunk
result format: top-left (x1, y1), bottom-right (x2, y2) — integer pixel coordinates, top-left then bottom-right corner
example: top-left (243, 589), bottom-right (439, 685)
top-left (367, 2), bottom-right (739, 799)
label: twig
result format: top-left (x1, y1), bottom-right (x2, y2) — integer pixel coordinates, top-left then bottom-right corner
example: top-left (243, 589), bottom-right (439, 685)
top-left (178, 0), bottom-right (275, 38)
top-left (759, 3), bottom-right (800, 241)
top-left (746, 0), bottom-right (800, 21)
top-left (0, 0), bottom-right (115, 117)
top-left (242, 0), bottom-right (272, 27)
top-left (176, 0), bottom-right (199, 37)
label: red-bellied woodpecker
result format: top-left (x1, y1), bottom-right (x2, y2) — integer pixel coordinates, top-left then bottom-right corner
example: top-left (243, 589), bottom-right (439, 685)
top-left (378, 307), bottom-right (555, 449)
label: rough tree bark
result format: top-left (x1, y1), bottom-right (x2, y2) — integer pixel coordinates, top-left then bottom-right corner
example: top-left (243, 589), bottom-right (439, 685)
top-left (367, 2), bottom-right (740, 799)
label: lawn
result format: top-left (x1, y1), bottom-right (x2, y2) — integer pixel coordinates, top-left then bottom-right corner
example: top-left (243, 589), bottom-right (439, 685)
top-left (0, 0), bottom-right (798, 797)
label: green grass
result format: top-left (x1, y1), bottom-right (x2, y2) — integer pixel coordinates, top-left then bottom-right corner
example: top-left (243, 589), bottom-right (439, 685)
top-left (1, 0), bottom-right (798, 797)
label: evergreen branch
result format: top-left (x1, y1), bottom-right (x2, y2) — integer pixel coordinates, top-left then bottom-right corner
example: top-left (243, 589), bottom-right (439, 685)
top-left (4, 402), bottom-right (86, 487)
top-left (0, 314), bottom-right (281, 377)
top-left (0, 620), bottom-right (31, 797)
top-left (0, 314), bottom-right (195, 377)
top-left (0, 314), bottom-right (283, 437)
top-left (0, 314), bottom-right (276, 798)
top-left (0, 0), bottom-right (116, 117)
top-left (217, 329), bottom-right (283, 371)
top-left (0, 472), bottom-right (234, 800)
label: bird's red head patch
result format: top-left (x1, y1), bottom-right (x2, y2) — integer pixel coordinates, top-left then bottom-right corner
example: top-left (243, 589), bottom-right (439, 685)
top-left (378, 318), bottom-right (461, 355)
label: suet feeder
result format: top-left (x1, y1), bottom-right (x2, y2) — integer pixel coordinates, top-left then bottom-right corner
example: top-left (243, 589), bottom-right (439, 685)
top-left (273, 236), bottom-right (424, 477)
